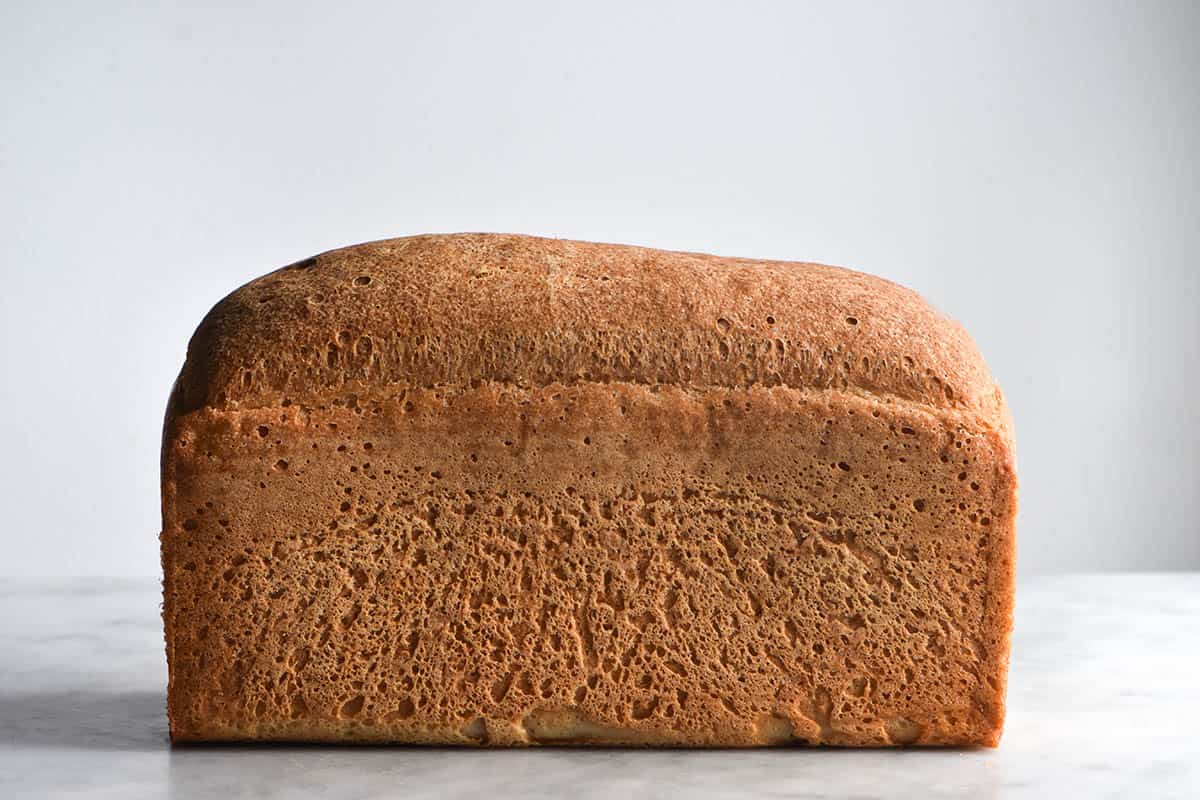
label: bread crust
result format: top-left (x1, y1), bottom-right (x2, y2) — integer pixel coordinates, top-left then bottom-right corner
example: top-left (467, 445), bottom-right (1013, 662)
top-left (162, 234), bottom-right (1016, 746)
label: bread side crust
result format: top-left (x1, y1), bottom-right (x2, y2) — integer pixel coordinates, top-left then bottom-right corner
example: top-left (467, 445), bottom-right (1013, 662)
top-left (163, 381), bottom-right (1015, 747)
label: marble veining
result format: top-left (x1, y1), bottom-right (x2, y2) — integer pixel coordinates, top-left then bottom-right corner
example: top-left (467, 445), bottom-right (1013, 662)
top-left (1, 575), bottom-right (1196, 799)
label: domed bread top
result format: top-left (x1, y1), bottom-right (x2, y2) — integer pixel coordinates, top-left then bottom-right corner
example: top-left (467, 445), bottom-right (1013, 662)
top-left (172, 233), bottom-right (1004, 424)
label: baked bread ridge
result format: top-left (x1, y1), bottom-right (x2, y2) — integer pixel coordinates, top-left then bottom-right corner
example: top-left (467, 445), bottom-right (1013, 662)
top-left (162, 234), bottom-right (1017, 747)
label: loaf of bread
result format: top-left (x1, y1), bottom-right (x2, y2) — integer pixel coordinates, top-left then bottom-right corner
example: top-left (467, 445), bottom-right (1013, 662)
top-left (161, 233), bottom-right (1016, 746)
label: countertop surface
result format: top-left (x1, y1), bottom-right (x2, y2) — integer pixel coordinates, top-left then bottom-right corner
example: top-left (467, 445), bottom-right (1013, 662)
top-left (1, 574), bottom-right (1196, 799)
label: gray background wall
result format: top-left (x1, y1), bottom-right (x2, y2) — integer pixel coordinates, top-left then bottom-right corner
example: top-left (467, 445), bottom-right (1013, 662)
top-left (2, 1), bottom-right (1196, 577)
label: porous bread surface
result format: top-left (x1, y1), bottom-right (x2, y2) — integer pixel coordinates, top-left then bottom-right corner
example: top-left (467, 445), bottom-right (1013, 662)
top-left (162, 233), bottom-right (1016, 747)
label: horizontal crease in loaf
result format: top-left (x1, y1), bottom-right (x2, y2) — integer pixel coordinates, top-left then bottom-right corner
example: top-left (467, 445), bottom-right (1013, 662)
top-left (182, 346), bottom-right (982, 418)
top-left (174, 380), bottom-right (1008, 442)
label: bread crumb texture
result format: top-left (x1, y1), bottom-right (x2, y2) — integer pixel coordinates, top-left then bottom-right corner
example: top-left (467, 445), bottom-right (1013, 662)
top-left (162, 234), bottom-right (1016, 747)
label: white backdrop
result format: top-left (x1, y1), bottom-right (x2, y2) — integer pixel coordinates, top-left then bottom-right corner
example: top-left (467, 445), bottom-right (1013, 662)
top-left (2, 1), bottom-right (1196, 577)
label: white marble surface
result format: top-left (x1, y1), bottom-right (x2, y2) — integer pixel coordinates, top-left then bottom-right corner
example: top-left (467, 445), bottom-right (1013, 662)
top-left (1, 575), bottom-right (1196, 799)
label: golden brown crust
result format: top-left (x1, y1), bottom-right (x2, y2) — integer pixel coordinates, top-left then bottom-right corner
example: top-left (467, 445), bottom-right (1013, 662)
top-left (162, 234), bottom-right (1016, 747)
top-left (171, 233), bottom-right (1003, 420)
